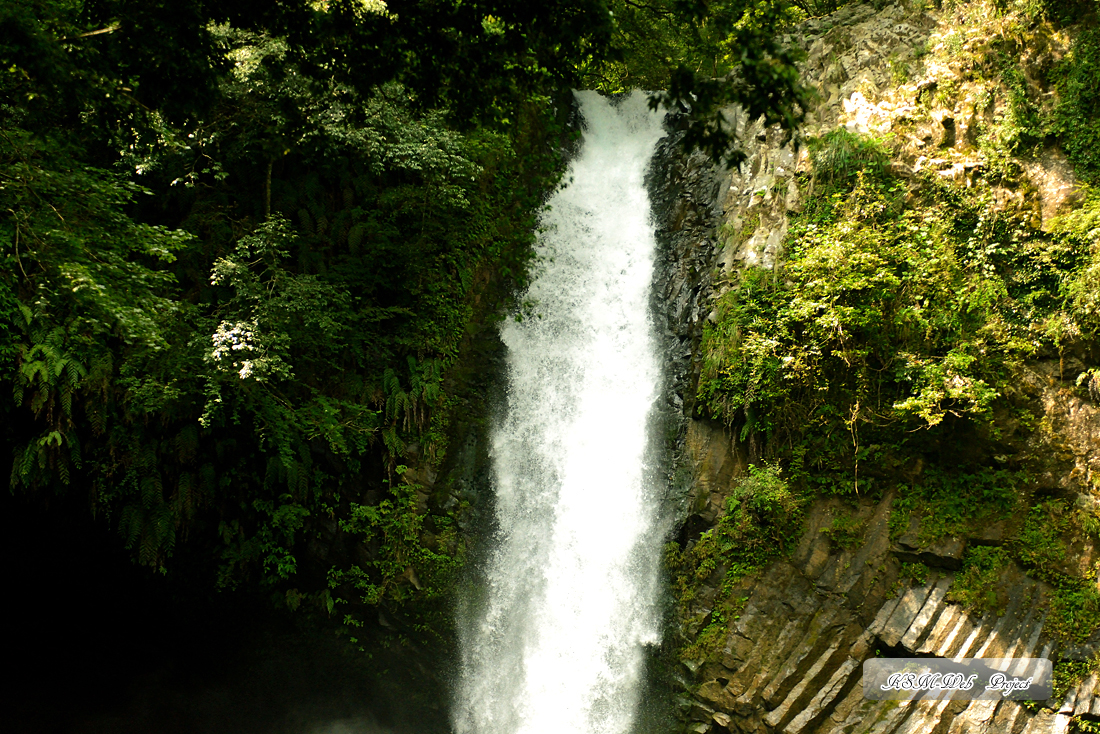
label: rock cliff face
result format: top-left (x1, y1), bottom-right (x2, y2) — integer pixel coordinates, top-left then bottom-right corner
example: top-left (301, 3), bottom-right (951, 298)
top-left (650, 1), bottom-right (1100, 732)
top-left (672, 471), bottom-right (1099, 734)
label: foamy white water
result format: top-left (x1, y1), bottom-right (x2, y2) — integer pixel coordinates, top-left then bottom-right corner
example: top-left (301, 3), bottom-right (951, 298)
top-left (454, 91), bottom-right (667, 734)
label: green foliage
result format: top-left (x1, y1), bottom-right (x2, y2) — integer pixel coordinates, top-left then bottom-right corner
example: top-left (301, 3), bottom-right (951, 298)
top-left (1052, 658), bottom-right (1098, 708)
top-left (823, 510), bottom-right (866, 550)
top-left (1, 126), bottom-right (190, 526)
top-left (807, 128), bottom-right (891, 193)
top-left (669, 463), bottom-right (802, 661)
top-left (1048, 574), bottom-right (1100, 645)
top-left (329, 467), bottom-right (462, 647)
top-left (955, 11), bottom-right (1100, 187)
top-left (892, 468), bottom-right (1020, 547)
top-left (1057, 192), bottom-right (1100, 336)
top-left (1012, 500), bottom-right (1070, 572)
top-left (699, 170), bottom-right (1008, 451)
top-left (1077, 501), bottom-right (1100, 540)
top-left (998, 64), bottom-right (1047, 157)
top-left (1004, 501), bottom-right (1100, 645)
top-left (718, 463), bottom-right (804, 572)
top-left (888, 498), bottom-right (912, 541)
top-left (115, 72), bottom-right (548, 596)
top-left (668, 463), bottom-right (802, 639)
top-left (899, 561), bottom-right (930, 587)
top-left (949, 545), bottom-right (1011, 615)
top-left (0, 0), bottom-right (577, 655)
top-left (1050, 25), bottom-right (1100, 183)
top-left (593, 0), bottom-right (823, 92)
top-left (697, 123), bottom-right (1099, 505)
top-left (585, 0), bottom-right (818, 165)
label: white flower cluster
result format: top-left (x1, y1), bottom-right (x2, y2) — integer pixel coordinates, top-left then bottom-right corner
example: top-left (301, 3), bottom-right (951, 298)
top-left (210, 320), bottom-right (259, 379)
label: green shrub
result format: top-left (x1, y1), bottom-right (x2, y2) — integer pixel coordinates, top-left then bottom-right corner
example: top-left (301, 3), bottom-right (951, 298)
top-left (806, 128), bottom-right (892, 193)
top-left (1052, 659), bottom-right (1097, 706)
top-left (824, 511), bottom-right (866, 550)
top-left (889, 499), bottom-right (912, 541)
top-left (697, 120), bottom-right (1098, 506)
top-left (900, 561), bottom-right (930, 586)
top-left (703, 463), bottom-right (804, 585)
top-left (949, 545), bottom-right (1011, 615)
top-left (1012, 500), bottom-right (1069, 572)
top-left (698, 171), bottom-right (1010, 449)
top-left (999, 64), bottom-right (1046, 157)
top-left (1051, 25), bottom-right (1100, 183)
top-left (1048, 576), bottom-right (1100, 645)
top-left (896, 468), bottom-right (1020, 546)
top-left (668, 463), bottom-right (804, 658)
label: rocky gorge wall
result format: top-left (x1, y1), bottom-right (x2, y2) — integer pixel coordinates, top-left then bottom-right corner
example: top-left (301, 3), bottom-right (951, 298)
top-left (650, 1), bottom-right (1100, 732)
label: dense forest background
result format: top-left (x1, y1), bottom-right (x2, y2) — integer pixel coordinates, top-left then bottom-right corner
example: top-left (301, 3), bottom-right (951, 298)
top-left (0, 0), bottom-right (818, 729)
top-left (5, 0), bottom-right (1100, 729)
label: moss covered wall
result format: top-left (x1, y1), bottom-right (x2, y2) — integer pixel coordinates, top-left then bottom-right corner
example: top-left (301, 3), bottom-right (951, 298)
top-left (655, 1), bottom-right (1100, 731)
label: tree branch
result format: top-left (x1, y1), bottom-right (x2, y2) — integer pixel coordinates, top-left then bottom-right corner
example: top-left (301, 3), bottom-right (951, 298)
top-left (60, 24), bottom-right (120, 42)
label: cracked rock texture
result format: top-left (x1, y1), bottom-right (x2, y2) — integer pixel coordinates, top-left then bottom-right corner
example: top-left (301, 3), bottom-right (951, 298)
top-left (676, 453), bottom-right (1096, 734)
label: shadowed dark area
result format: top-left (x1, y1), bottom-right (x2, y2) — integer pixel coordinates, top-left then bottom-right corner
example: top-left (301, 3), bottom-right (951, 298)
top-left (0, 488), bottom-right (446, 734)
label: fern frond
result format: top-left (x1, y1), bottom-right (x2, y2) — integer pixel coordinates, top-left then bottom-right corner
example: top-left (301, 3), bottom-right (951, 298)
top-left (67, 430), bottom-right (81, 468)
top-left (175, 425), bottom-right (199, 462)
top-left (87, 403), bottom-right (105, 434)
top-left (331, 210), bottom-right (350, 246)
top-left (296, 445), bottom-right (311, 496)
top-left (140, 528), bottom-right (158, 566)
top-left (285, 459), bottom-right (299, 494)
top-left (141, 474), bottom-right (162, 509)
top-left (407, 359), bottom-right (422, 397)
top-left (264, 456), bottom-right (282, 491)
top-left (89, 350), bottom-right (113, 382)
top-left (175, 472), bottom-right (198, 523)
top-left (348, 224), bottom-right (364, 252)
top-left (65, 358), bottom-right (85, 387)
top-left (29, 389), bottom-right (48, 416)
top-left (154, 504), bottom-right (176, 551)
top-left (382, 368), bottom-right (400, 398)
top-left (15, 443), bottom-right (35, 486)
top-left (120, 504), bottom-right (143, 547)
top-left (387, 390), bottom-right (411, 425)
top-left (20, 359), bottom-right (48, 387)
top-left (141, 443), bottom-right (159, 473)
top-left (381, 424), bottom-right (404, 457)
top-left (200, 463), bottom-right (216, 493)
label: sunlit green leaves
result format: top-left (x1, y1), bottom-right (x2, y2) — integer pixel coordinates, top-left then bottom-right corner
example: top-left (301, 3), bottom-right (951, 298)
top-left (698, 138), bottom-right (1100, 466)
top-left (589, 0), bottom-right (815, 164)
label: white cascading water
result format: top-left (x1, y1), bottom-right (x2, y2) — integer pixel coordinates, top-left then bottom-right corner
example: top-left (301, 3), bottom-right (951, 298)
top-left (455, 91), bottom-right (668, 734)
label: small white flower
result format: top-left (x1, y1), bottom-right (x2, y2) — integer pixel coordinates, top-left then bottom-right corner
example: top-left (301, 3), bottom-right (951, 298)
top-left (210, 321), bottom-right (260, 378)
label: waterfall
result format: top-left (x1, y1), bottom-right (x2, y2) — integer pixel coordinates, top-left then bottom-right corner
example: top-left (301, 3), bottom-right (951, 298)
top-left (454, 91), bottom-right (668, 734)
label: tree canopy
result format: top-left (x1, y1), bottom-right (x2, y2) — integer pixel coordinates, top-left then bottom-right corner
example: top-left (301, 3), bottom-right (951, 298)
top-left (0, 0), bottom-right (815, 653)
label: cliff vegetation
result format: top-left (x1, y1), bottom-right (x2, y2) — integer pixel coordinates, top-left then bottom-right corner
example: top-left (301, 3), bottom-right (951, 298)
top-left (666, 0), bottom-right (1100, 730)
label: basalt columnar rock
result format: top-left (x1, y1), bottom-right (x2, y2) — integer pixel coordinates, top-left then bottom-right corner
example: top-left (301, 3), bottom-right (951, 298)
top-left (650, 0), bottom-right (1100, 732)
top-left (677, 476), bottom-right (1098, 734)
